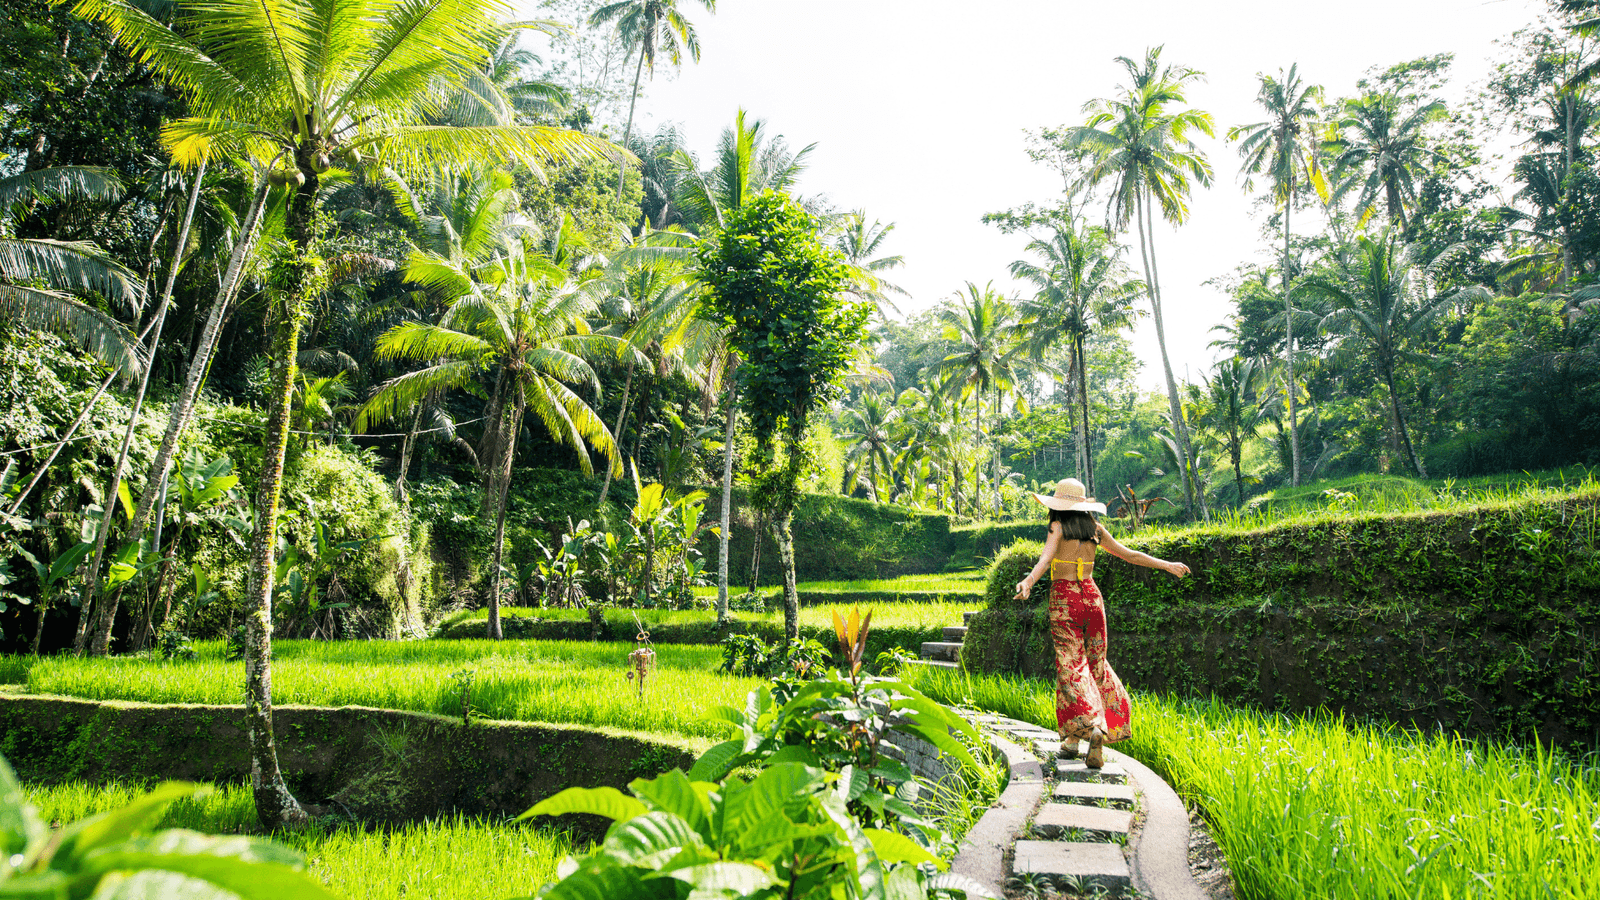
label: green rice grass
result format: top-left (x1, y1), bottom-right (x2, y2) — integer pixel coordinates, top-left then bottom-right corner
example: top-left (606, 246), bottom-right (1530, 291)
top-left (17, 639), bottom-right (756, 739)
top-left (903, 666), bottom-right (1600, 900)
top-left (437, 600), bottom-right (977, 636)
top-left (24, 780), bottom-right (573, 900)
top-left (689, 571), bottom-right (986, 598)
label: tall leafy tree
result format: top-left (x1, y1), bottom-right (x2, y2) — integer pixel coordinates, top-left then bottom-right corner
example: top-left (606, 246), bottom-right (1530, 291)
top-left (933, 283), bottom-right (1027, 517)
top-left (698, 191), bottom-right (866, 641)
top-left (1009, 217), bottom-right (1141, 495)
top-left (588, 0), bottom-right (717, 207)
top-left (1297, 231), bottom-right (1460, 477)
top-left (1227, 64), bottom-right (1326, 487)
top-left (1066, 46), bottom-right (1214, 516)
top-left (67, 0), bottom-right (611, 827)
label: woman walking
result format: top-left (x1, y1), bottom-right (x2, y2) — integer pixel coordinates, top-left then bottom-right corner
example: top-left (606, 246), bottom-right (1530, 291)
top-left (1014, 478), bottom-right (1190, 767)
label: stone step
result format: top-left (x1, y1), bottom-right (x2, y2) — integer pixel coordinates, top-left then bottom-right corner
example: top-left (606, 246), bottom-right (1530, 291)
top-left (942, 625), bottom-right (968, 641)
top-left (920, 641), bottom-right (962, 662)
top-left (1011, 840), bottom-right (1131, 891)
top-left (1052, 781), bottom-right (1136, 810)
top-left (1030, 804), bottom-right (1133, 841)
top-left (903, 658), bottom-right (958, 670)
top-left (963, 610), bottom-right (979, 626)
top-left (1056, 759), bottom-right (1128, 784)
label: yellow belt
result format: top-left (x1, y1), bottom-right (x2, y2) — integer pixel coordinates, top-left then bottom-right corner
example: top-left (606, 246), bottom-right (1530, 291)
top-left (1051, 559), bottom-right (1094, 580)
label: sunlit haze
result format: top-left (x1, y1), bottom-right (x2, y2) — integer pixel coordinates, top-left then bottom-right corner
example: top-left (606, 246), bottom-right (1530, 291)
top-left (522, 0), bottom-right (1545, 389)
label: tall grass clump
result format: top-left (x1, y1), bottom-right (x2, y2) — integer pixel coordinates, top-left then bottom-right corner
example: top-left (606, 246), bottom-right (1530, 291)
top-left (20, 639), bottom-right (757, 739)
top-left (902, 667), bottom-right (1600, 900)
top-left (24, 781), bottom-right (574, 900)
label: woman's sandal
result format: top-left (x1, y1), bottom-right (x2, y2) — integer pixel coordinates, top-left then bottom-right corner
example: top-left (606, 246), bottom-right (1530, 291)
top-left (1085, 729), bottom-right (1106, 769)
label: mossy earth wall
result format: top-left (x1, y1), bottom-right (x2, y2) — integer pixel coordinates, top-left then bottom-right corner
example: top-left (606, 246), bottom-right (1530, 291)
top-left (0, 692), bottom-right (700, 833)
top-left (961, 492), bottom-right (1600, 746)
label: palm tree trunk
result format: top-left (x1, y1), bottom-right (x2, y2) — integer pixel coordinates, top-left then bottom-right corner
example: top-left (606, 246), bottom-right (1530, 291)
top-left (77, 162), bottom-right (207, 655)
top-left (1136, 190), bottom-right (1196, 516)
top-left (1283, 178), bottom-right (1301, 488)
top-left (1382, 364), bottom-right (1426, 477)
top-left (125, 171), bottom-right (271, 542)
top-left (242, 166), bottom-right (317, 830)
top-left (774, 430), bottom-right (805, 642)
top-left (971, 392), bottom-right (982, 517)
top-left (1075, 336), bottom-right (1094, 495)
top-left (394, 405), bottom-right (423, 503)
top-left (716, 377), bottom-right (736, 625)
top-left (613, 48), bottom-right (647, 208)
top-left (597, 355), bottom-right (636, 510)
top-left (129, 470), bottom-right (171, 653)
top-left (485, 394), bottom-right (523, 641)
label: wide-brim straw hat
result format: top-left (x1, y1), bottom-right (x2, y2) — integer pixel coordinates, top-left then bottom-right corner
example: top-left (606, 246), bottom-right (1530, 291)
top-left (1032, 478), bottom-right (1107, 514)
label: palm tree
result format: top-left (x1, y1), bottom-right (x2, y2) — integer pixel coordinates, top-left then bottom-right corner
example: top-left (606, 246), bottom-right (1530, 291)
top-left (1327, 92), bottom-right (1447, 235)
top-left (1065, 46), bottom-right (1214, 517)
top-left (933, 283), bottom-right (1026, 517)
top-left (831, 211), bottom-right (908, 313)
top-left (69, 0), bottom-right (613, 828)
top-left (1195, 357), bottom-right (1268, 505)
top-left (361, 237), bottom-right (621, 641)
top-left (1227, 64), bottom-right (1326, 488)
top-left (588, 0), bottom-right (717, 207)
top-left (1297, 231), bottom-right (1459, 477)
top-left (0, 167), bottom-right (145, 376)
top-left (837, 390), bottom-right (899, 501)
top-left (1009, 217), bottom-right (1142, 496)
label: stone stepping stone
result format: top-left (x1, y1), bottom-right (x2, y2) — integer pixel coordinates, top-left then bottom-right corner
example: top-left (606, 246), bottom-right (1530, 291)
top-left (962, 611), bottom-right (979, 626)
top-left (1030, 804), bottom-right (1132, 841)
top-left (903, 659), bottom-right (958, 670)
top-left (920, 641), bottom-right (962, 662)
top-left (1056, 759), bottom-right (1127, 784)
top-left (942, 625), bottom-right (968, 641)
top-left (1052, 781), bottom-right (1135, 810)
top-left (1011, 840), bottom-right (1131, 891)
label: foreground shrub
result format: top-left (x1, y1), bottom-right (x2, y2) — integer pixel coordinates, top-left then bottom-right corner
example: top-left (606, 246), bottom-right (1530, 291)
top-left (0, 752), bottom-right (335, 899)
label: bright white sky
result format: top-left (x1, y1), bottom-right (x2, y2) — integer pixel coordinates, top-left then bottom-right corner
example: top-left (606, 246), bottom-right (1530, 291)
top-left (531, 0), bottom-right (1548, 390)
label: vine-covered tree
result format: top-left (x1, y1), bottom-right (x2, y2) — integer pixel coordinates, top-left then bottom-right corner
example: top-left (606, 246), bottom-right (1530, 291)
top-left (698, 191), bottom-right (867, 640)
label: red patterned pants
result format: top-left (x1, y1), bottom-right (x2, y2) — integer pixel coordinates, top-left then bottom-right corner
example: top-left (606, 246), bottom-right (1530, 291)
top-left (1048, 577), bottom-right (1132, 743)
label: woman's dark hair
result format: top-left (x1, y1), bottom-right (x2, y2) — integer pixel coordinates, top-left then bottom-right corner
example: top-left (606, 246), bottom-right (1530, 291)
top-left (1048, 509), bottom-right (1099, 543)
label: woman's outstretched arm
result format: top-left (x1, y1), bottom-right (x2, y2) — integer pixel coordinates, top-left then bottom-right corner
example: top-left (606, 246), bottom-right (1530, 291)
top-left (1014, 522), bottom-right (1063, 599)
top-left (1096, 523), bottom-right (1190, 578)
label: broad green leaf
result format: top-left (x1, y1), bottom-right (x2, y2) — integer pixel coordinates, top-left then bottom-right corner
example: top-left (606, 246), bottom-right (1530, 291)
top-left (686, 741), bottom-right (743, 784)
top-left (734, 814), bottom-right (832, 856)
top-left (0, 871), bottom-right (71, 897)
top-left (116, 481), bottom-right (134, 522)
top-left (926, 871), bottom-right (1002, 899)
top-left (519, 786), bottom-right (647, 823)
top-left (884, 862), bottom-right (923, 900)
top-left (53, 783), bottom-right (207, 864)
top-left (736, 764), bottom-right (826, 835)
top-left (761, 744), bottom-right (821, 769)
top-left (863, 829), bottom-right (941, 867)
top-left (835, 764), bottom-right (868, 804)
top-left (78, 843), bottom-right (339, 899)
top-left (542, 861), bottom-right (673, 900)
top-left (0, 754), bottom-right (45, 859)
top-left (90, 868), bottom-right (251, 899)
top-left (888, 691), bottom-right (980, 744)
top-left (649, 861), bottom-right (774, 894)
top-left (46, 542), bottom-right (94, 587)
top-left (598, 812), bottom-right (704, 868)
top-left (818, 795), bottom-right (888, 900)
top-left (629, 770), bottom-right (710, 839)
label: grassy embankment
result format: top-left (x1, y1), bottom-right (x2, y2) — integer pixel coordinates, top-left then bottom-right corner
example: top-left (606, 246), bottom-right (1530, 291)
top-left (7, 640), bottom-right (759, 740)
top-left (904, 666), bottom-right (1600, 900)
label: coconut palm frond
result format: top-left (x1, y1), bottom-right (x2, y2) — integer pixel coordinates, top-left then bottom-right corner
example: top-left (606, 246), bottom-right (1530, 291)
top-left (0, 283), bottom-right (142, 378)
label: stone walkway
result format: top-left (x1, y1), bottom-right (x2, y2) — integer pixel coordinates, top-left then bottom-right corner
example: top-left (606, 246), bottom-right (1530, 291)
top-left (948, 711), bottom-right (1208, 900)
